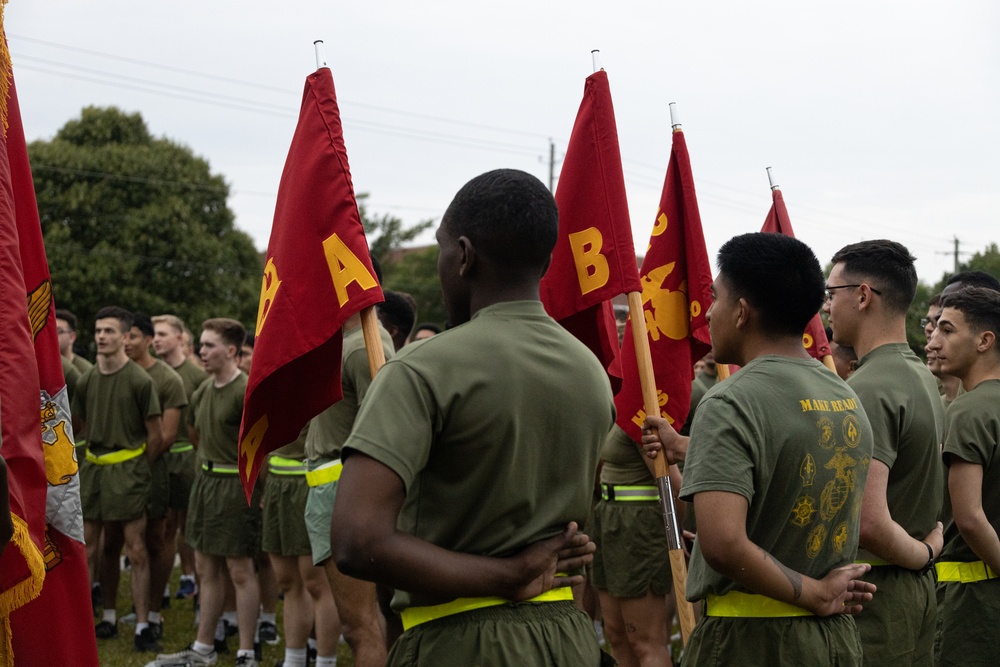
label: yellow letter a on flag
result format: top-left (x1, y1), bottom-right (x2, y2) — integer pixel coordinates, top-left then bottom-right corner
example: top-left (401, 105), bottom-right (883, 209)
top-left (322, 232), bottom-right (378, 307)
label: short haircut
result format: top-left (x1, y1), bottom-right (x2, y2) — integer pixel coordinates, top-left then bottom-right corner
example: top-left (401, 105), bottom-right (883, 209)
top-left (55, 309), bottom-right (78, 330)
top-left (131, 312), bottom-right (154, 338)
top-left (826, 326), bottom-right (857, 362)
top-left (413, 322), bottom-right (442, 336)
top-left (244, 331), bottom-right (255, 348)
top-left (830, 240), bottom-right (917, 314)
top-left (929, 293), bottom-right (942, 308)
top-left (202, 318), bottom-right (245, 350)
top-left (378, 290), bottom-right (417, 337)
top-left (945, 270), bottom-right (1000, 291)
top-left (94, 306), bottom-right (134, 332)
top-left (152, 314), bottom-right (186, 334)
top-left (940, 287), bottom-right (1000, 346)
top-left (442, 169), bottom-right (558, 274)
top-left (717, 232), bottom-right (824, 337)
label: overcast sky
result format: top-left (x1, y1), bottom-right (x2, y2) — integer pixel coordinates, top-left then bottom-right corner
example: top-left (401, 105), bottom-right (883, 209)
top-left (7, 1), bottom-right (999, 287)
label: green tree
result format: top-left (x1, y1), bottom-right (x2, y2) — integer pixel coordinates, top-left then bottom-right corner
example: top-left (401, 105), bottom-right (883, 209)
top-left (356, 198), bottom-right (447, 328)
top-left (30, 107), bottom-right (262, 353)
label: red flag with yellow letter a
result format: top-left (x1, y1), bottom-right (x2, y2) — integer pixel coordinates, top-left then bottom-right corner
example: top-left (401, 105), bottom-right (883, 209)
top-left (238, 66), bottom-right (382, 498)
top-left (761, 186), bottom-right (831, 359)
top-left (540, 70), bottom-right (641, 391)
top-left (614, 128), bottom-right (714, 444)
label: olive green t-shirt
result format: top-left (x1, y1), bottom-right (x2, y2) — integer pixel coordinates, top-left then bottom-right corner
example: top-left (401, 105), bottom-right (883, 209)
top-left (189, 373), bottom-right (247, 465)
top-left (144, 359), bottom-right (188, 412)
top-left (940, 379), bottom-right (1000, 563)
top-left (680, 355), bottom-right (873, 601)
top-left (62, 355), bottom-right (81, 404)
top-left (600, 424), bottom-right (654, 486)
top-left (343, 301), bottom-right (615, 610)
top-left (170, 358), bottom-right (209, 445)
top-left (72, 360), bottom-right (161, 454)
top-left (848, 343), bottom-right (944, 560)
top-left (271, 425), bottom-right (309, 461)
top-left (305, 325), bottom-right (394, 461)
top-left (71, 354), bottom-right (93, 375)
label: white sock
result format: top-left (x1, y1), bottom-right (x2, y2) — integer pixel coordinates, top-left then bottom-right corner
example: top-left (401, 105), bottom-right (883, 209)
top-left (180, 574), bottom-right (195, 582)
top-left (192, 640), bottom-right (215, 655)
top-left (214, 619), bottom-right (227, 641)
top-left (283, 647), bottom-right (308, 667)
top-left (222, 610), bottom-right (238, 626)
top-left (148, 611), bottom-right (161, 624)
top-left (136, 622), bottom-right (149, 635)
top-left (102, 609), bottom-right (116, 624)
top-left (259, 611), bottom-right (276, 625)
top-left (315, 656), bottom-right (338, 667)
top-left (307, 637), bottom-right (317, 651)
top-left (163, 583), bottom-right (171, 596)
top-left (236, 649), bottom-right (255, 659)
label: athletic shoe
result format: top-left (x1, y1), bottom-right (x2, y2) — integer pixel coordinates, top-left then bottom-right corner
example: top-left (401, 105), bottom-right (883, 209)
top-left (162, 594), bottom-right (172, 609)
top-left (176, 577), bottom-right (198, 599)
top-left (223, 619), bottom-right (238, 637)
top-left (134, 626), bottom-right (163, 653)
top-left (235, 655), bottom-right (260, 667)
top-left (150, 620), bottom-right (164, 641)
top-left (90, 583), bottom-right (102, 615)
top-left (258, 620), bottom-right (279, 645)
top-left (213, 638), bottom-right (229, 655)
top-left (144, 645), bottom-right (218, 666)
top-left (121, 611), bottom-right (137, 625)
top-left (95, 620), bottom-right (118, 639)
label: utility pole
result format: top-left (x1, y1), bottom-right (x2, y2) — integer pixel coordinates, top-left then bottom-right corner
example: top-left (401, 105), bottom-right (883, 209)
top-left (548, 139), bottom-right (555, 192)
top-left (952, 236), bottom-right (960, 274)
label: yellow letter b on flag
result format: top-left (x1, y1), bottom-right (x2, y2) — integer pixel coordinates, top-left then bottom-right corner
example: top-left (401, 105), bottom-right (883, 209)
top-left (568, 227), bottom-right (610, 296)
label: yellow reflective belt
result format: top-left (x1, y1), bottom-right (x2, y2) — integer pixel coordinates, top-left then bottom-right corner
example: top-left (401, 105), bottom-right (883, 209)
top-left (935, 561), bottom-right (998, 583)
top-left (169, 443), bottom-right (194, 454)
top-left (400, 586), bottom-right (574, 631)
top-left (201, 461), bottom-right (239, 474)
top-left (600, 484), bottom-right (659, 502)
top-left (85, 444), bottom-right (146, 466)
top-left (706, 591), bottom-right (812, 618)
top-left (305, 459), bottom-right (343, 487)
top-left (269, 456), bottom-right (307, 476)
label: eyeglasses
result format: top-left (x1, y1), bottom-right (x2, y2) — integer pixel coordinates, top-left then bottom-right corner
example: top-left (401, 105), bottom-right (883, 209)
top-left (56, 328), bottom-right (72, 335)
top-left (824, 284), bottom-right (883, 302)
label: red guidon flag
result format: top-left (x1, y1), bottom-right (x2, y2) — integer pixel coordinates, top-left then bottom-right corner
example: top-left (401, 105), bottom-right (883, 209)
top-left (761, 186), bottom-right (831, 360)
top-left (238, 67), bottom-right (383, 498)
top-left (0, 37), bottom-right (99, 667)
top-left (540, 70), bottom-right (641, 391)
top-left (614, 128), bottom-right (714, 443)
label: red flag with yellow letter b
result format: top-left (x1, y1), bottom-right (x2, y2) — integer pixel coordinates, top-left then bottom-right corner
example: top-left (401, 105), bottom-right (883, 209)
top-left (238, 67), bottom-right (382, 498)
top-left (614, 128), bottom-right (714, 443)
top-left (540, 70), bottom-right (642, 390)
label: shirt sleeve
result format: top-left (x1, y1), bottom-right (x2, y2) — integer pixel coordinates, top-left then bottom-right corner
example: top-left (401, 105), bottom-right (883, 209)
top-left (850, 374), bottom-right (899, 467)
top-left (342, 359), bottom-right (435, 493)
top-left (679, 393), bottom-right (756, 503)
top-left (943, 393), bottom-right (996, 467)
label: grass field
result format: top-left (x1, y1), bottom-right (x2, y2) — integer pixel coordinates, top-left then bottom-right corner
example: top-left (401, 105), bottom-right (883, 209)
top-left (97, 567), bottom-right (355, 667)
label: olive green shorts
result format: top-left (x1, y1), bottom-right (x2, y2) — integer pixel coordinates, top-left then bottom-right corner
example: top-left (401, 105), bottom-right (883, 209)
top-left (937, 578), bottom-right (1000, 667)
top-left (684, 614), bottom-right (862, 666)
top-left (591, 499), bottom-right (671, 598)
top-left (853, 566), bottom-right (936, 666)
top-left (388, 601), bottom-right (605, 667)
top-left (165, 446), bottom-right (196, 511)
top-left (146, 455), bottom-right (170, 520)
top-left (185, 470), bottom-right (262, 558)
top-left (80, 453), bottom-right (151, 523)
top-left (262, 473), bottom-right (311, 557)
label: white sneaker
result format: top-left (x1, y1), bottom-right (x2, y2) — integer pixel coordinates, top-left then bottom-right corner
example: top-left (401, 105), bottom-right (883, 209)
top-left (235, 655), bottom-right (259, 667)
top-left (144, 644), bottom-right (218, 666)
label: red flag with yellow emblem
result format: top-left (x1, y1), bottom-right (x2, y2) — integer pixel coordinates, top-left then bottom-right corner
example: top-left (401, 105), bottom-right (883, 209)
top-left (540, 70), bottom-right (641, 390)
top-left (614, 128), bottom-right (713, 443)
top-left (761, 186), bottom-right (831, 359)
top-left (0, 32), bottom-right (98, 667)
top-left (238, 67), bottom-right (383, 498)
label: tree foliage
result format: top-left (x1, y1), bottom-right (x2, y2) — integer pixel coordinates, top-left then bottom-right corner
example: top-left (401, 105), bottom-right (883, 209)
top-left (30, 107), bottom-right (262, 353)
top-left (356, 197), bottom-right (447, 328)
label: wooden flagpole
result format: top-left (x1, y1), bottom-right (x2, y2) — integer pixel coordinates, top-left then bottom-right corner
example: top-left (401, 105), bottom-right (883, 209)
top-left (621, 99), bottom-right (697, 645)
top-left (766, 167), bottom-right (836, 374)
top-left (315, 40), bottom-right (387, 380)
